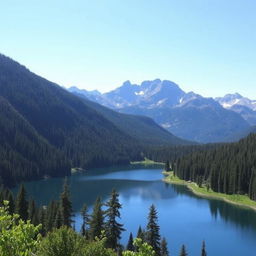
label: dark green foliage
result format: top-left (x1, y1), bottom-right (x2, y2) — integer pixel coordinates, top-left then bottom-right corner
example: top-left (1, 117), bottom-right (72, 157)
top-left (201, 241), bottom-right (207, 256)
top-left (80, 204), bottom-right (90, 238)
top-left (28, 199), bottom-right (37, 225)
top-left (160, 237), bottom-right (169, 256)
top-left (45, 200), bottom-right (59, 231)
top-left (15, 184), bottom-right (28, 221)
top-left (59, 180), bottom-right (73, 227)
top-left (126, 232), bottom-right (135, 251)
top-left (89, 197), bottom-right (105, 240)
top-left (0, 95), bottom-right (71, 187)
top-left (0, 54), bottom-right (196, 187)
top-left (146, 204), bottom-right (161, 256)
top-left (37, 226), bottom-right (85, 256)
top-left (165, 161), bottom-right (171, 172)
top-left (105, 189), bottom-right (125, 249)
top-left (137, 226), bottom-right (146, 242)
top-left (0, 54), bottom-right (136, 186)
top-left (174, 133), bottom-right (256, 201)
top-left (54, 207), bottom-right (63, 229)
top-left (179, 244), bottom-right (188, 256)
top-left (74, 93), bottom-right (191, 146)
top-left (6, 189), bottom-right (15, 214)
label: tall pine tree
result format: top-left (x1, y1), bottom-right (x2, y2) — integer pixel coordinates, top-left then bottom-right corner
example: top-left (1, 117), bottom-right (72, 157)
top-left (80, 203), bottom-right (90, 238)
top-left (105, 189), bottom-right (125, 249)
top-left (146, 204), bottom-right (161, 256)
top-left (89, 197), bottom-right (104, 240)
top-left (126, 232), bottom-right (135, 251)
top-left (59, 179), bottom-right (73, 227)
top-left (15, 184), bottom-right (28, 221)
top-left (161, 237), bottom-right (169, 256)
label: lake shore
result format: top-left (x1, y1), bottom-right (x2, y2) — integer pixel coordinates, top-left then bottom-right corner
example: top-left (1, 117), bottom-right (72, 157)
top-left (163, 171), bottom-right (256, 212)
top-left (130, 158), bottom-right (164, 166)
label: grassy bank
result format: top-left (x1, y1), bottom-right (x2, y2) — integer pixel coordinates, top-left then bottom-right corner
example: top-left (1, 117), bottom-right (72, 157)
top-left (163, 171), bottom-right (256, 211)
top-left (130, 157), bottom-right (164, 166)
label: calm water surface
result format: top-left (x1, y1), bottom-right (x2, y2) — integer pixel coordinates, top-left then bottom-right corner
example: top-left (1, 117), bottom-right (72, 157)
top-left (19, 165), bottom-right (256, 256)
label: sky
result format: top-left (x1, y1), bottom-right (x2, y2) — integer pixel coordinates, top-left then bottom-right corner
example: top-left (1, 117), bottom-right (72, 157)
top-left (0, 0), bottom-right (255, 98)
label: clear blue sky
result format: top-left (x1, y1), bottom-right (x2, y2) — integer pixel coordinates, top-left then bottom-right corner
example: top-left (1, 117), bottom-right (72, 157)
top-left (1, 0), bottom-right (255, 97)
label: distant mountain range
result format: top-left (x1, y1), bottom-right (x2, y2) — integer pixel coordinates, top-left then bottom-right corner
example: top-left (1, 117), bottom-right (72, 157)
top-left (215, 93), bottom-right (256, 126)
top-left (68, 80), bottom-right (256, 143)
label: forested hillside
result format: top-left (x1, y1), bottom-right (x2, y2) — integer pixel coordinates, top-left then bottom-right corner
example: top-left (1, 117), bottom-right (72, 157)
top-left (0, 54), bottom-right (189, 186)
top-left (174, 134), bottom-right (256, 200)
top-left (0, 96), bottom-right (70, 186)
top-left (70, 92), bottom-right (191, 145)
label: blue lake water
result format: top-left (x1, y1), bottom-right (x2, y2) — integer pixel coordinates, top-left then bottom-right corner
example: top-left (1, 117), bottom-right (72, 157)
top-left (19, 165), bottom-right (256, 256)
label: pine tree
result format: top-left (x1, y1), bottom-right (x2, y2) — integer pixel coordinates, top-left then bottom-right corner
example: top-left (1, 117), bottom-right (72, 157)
top-left (137, 226), bottom-right (145, 242)
top-left (54, 206), bottom-right (63, 229)
top-left (126, 232), bottom-right (135, 251)
top-left (179, 245), bottom-right (188, 256)
top-left (28, 199), bottom-right (37, 224)
top-left (89, 197), bottom-right (104, 240)
top-left (105, 189), bottom-right (125, 249)
top-left (46, 200), bottom-right (58, 232)
top-left (80, 203), bottom-right (90, 238)
top-left (59, 179), bottom-right (73, 227)
top-left (146, 204), bottom-right (161, 256)
top-left (201, 241), bottom-right (207, 256)
top-left (6, 189), bottom-right (15, 214)
top-left (38, 206), bottom-right (46, 236)
top-left (15, 184), bottom-right (28, 221)
top-left (161, 237), bottom-right (169, 256)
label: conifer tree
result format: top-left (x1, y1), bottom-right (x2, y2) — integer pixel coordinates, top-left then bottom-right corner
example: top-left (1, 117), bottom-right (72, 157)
top-left (59, 179), bottom-right (73, 227)
top-left (89, 197), bottom-right (104, 240)
top-left (105, 189), bottom-right (125, 249)
top-left (28, 199), bottom-right (37, 224)
top-left (15, 184), bottom-right (28, 221)
top-left (54, 206), bottom-right (62, 229)
top-left (38, 206), bottom-right (46, 236)
top-left (201, 241), bottom-right (207, 256)
top-left (161, 237), bottom-right (169, 256)
top-left (126, 232), bottom-right (135, 251)
top-left (46, 200), bottom-right (58, 232)
top-left (146, 204), bottom-right (161, 256)
top-left (80, 203), bottom-right (90, 238)
top-left (6, 189), bottom-right (15, 214)
top-left (179, 244), bottom-right (188, 256)
top-left (137, 226), bottom-right (145, 242)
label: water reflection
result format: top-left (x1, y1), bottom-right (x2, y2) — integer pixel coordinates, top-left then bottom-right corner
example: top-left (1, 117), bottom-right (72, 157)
top-left (171, 184), bottom-right (256, 231)
top-left (17, 165), bottom-right (256, 256)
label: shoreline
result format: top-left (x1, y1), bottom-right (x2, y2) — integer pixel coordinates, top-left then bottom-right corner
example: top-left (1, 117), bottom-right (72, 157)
top-left (130, 158), bottom-right (164, 166)
top-left (163, 171), bottom-right (256, 212)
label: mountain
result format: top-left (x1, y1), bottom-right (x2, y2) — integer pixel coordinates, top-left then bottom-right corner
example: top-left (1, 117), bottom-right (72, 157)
top-left (68, 80), bottom-right (250, 143)
top-left (0, 96), bottom-right (70, 186)
top-left (0, 55), bottom-right (189, 186)
top-left (216, 93), bottom-right (256, 125)
top-left (69, 92), bottom-right (190, 146)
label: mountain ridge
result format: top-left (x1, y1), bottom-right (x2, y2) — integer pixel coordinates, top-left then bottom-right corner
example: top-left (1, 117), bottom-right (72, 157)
top-left (68, 80), bottom-right (252, 143)
top-left (0, 54), bottom-right (190, 186)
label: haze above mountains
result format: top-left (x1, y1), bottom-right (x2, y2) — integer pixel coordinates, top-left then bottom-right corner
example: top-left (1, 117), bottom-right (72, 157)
top-left (69, 80), bottom-right (256, 143)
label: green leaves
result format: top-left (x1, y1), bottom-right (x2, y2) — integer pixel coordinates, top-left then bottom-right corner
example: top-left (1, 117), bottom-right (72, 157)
top-left (0, 201), bottom-right (41, 256)
top-left (123, 238), bottom-right (155, 256)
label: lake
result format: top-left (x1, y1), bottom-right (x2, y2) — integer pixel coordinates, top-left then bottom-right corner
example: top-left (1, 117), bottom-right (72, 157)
top-left (18, 165), bottom-right (256, 256)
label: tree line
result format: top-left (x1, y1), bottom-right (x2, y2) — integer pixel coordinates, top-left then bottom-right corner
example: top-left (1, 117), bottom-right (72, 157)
top-left (168, 133), bottom-right (256, 201)
top-left (0, 183), bottom-right (207, 256)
